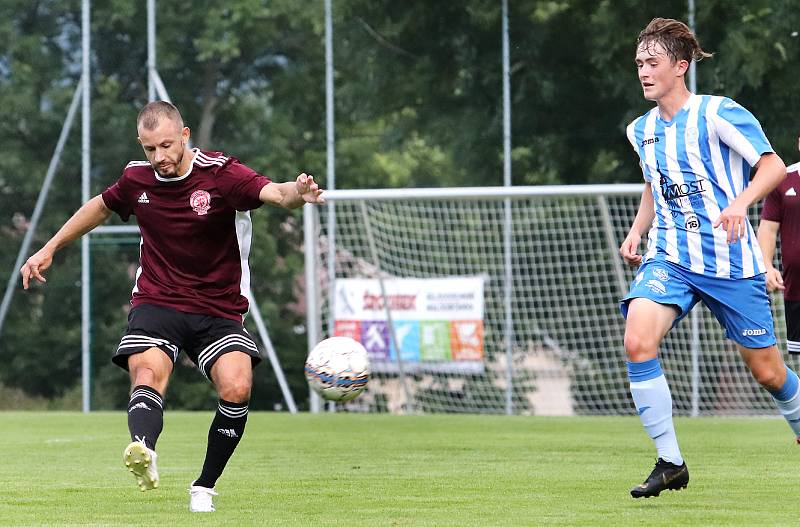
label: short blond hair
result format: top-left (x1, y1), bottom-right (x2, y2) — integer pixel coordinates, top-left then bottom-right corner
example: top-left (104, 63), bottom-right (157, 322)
top-left (137, 101), bottom-right (183, 131)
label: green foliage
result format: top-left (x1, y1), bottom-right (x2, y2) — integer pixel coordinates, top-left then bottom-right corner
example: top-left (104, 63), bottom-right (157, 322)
top-left (2, 1), bottom-right (800, 409)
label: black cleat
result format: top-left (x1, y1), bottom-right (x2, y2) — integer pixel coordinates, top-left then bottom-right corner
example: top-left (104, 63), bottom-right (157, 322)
top-left (630, 458), bottom-right (689, 498)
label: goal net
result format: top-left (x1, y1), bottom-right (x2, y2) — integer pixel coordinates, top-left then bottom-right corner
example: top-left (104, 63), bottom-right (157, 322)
top-left (304, 185), bottom-right (790, 416)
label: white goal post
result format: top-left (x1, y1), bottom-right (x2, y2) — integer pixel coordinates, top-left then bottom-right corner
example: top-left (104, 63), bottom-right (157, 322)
top-left (304, 184), bottom-right (791, 416)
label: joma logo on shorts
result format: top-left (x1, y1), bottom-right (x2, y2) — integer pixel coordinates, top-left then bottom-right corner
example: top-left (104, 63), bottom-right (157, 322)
top-left (742, 328), bottom-right (767, 336)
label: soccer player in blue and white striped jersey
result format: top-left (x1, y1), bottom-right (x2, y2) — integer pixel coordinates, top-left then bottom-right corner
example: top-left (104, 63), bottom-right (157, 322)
top-left (619, 18), bottom-right (795, 499)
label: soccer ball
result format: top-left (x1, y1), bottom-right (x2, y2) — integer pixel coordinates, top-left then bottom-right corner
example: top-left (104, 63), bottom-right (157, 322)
top-left (304, 336), bottom-right (370, 402)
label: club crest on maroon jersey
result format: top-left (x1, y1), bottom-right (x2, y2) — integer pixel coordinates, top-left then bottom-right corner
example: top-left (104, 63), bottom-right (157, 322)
top-left (190, 190), bottom-right (211, 215)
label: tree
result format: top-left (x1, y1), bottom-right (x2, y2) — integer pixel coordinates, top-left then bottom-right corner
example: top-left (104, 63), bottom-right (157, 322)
top-left (3, 0), bottom-right (800, 409)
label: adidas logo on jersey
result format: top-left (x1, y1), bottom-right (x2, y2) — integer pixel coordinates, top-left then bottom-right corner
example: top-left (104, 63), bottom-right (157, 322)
top-left (129, 402), bottom-right (151, 412)
top-left (217, 428), bottom-right (238, 438)
top-left (786, 188), bottom-right (797, 197)
top-left (138, 192), bottom-right (150, 204)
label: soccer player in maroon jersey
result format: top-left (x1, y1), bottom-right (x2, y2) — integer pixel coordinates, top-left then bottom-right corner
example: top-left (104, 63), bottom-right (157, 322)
top-left (758, 137), bottom-right (800, 354)
top-left (19, 101), bottom-right (324, 512)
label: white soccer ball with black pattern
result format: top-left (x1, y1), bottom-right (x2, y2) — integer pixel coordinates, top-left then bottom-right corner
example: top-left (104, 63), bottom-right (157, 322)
top-left (304, 337), bottom-right (370, 402)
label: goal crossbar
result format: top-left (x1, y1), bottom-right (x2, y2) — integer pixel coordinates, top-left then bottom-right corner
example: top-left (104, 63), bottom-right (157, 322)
top-left (321, 184), bottom-right (644, 202)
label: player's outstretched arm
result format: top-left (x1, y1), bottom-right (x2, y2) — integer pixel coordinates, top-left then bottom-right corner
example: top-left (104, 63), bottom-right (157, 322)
top-left (20, 195), bottom-right (113, 290)
top-left (756, 218), bottom-right (785, 292)
top-left (259, 173), bottom-right (325, 209)
top-left (714, 153), bottom-right (786, 244)
top-left (620, 183), bottom-right (655, 267)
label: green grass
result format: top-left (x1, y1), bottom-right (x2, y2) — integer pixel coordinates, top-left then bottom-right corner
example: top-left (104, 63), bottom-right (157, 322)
top-left (0, 412), bottom-right (797, 526)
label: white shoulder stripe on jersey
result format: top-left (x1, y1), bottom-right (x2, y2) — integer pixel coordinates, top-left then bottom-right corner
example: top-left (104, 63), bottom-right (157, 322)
top-left (199, 151), bottom-right (229, 162)
top-left (787, 162), bottom-right (800, 174)
top-left (194, 160), bottom-right (226, 168)
top-left (195, 151), bottom-right (229, 166)
top-left (196, 151), bottom-right (227, 161)
top-left (125, 161), bottom-right (151, 168)
top-left (196, 149), bottom-right (228, 161)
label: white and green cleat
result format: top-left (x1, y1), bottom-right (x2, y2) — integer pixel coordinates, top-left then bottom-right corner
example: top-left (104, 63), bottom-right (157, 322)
top-left (123, 441), bottom-right (159, 491)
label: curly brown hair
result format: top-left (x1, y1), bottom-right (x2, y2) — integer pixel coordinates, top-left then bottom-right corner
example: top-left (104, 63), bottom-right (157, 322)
top-left (637, 18), bottom-right (712, 63)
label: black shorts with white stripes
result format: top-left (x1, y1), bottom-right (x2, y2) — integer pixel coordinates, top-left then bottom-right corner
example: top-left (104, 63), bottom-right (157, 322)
top-left (112, 303), bottom-right (262, 377)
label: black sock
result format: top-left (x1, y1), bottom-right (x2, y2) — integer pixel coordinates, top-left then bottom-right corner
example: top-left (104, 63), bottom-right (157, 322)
top-left (127, 385), bottom-right (164, 450)
top-left (194, 399), bottom-right (248, 488)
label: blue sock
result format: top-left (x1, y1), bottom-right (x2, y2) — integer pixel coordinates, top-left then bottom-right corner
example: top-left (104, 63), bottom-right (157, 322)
top-left (627, 359), bottom-right (683, 465)
top-left (769, 366), bottom-right (800, 438)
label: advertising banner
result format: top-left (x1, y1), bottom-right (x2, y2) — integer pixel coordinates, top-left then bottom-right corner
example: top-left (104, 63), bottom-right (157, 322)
top-left (333, 277), bottom-right (485, 374)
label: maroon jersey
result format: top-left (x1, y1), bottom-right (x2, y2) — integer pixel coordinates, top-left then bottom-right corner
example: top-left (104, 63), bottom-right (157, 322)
top-left (761, 163), bottom-right (800, 300)
top-left (101, 149), bottom-right (271, 320)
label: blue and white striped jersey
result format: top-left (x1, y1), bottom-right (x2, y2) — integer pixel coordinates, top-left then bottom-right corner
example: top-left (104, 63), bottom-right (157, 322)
top-left (626, 94), bottom-right (773, 279)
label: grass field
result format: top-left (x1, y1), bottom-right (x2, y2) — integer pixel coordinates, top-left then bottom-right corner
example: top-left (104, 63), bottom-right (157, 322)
top-left (0, 412), bottom-right (797, 526)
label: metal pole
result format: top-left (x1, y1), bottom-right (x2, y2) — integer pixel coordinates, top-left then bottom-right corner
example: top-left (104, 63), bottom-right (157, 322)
top-left (597, 195), bottom-right (628, 298)
top-left (324, 0), bottom-right (336, 412)
top-left (147, 1), bottom-right (173, 105)
top-left (688, 0), bottom-right (700, 416)
top-left (304, 205), bottom-right (322, 413)
top-left (688, 0), bottom-right (696, 94)
top-left (0, 80), bottom-right (83, 338)
top-left (325, 0), bottom-right (335, 197)
top-left (147, 0), bottom-right (156, 101)
top-left (325, 0), bottom-right (337, 335)
top-left (501, 0), bottom-right (515, 415)
top-left (246, 294), bottom-right (298, 413)
top-left (360, 203), bottom-right (413, 413)
top-left (321, 183), bottom-right (645, 201)
top-left (690, 305), bottom-right (701, 416)
top-left (81, 0), bottom-right (92, 413)
top-left (151, 70), bottom-right (172, 103)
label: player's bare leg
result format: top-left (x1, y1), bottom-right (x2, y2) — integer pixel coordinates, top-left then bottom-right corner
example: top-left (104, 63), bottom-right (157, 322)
top-left (740, 344), bottom-right (800, 441)
top-left (624, 299), bottom-right (688, 498)
top-left (123, 347), bottom-right (173, 491)
top-left (189, 351), bottom-right (253, 512)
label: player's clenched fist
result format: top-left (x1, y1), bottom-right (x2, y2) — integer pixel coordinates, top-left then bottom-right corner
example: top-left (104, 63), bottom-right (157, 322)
top-left (764, 267), bottom-right (785, 293)
top-left (620, 233), bottom-right (643, 267)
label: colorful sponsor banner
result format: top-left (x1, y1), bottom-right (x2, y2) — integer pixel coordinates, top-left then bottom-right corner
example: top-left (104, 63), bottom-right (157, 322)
top-left (333, 277), bottom-right (484, 373)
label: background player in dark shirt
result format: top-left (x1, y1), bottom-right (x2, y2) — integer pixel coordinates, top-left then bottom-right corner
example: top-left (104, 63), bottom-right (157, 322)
top-left (758, 136), bottom-right (800, 354)
top-left (20, 101), bottom-right (324, 512)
